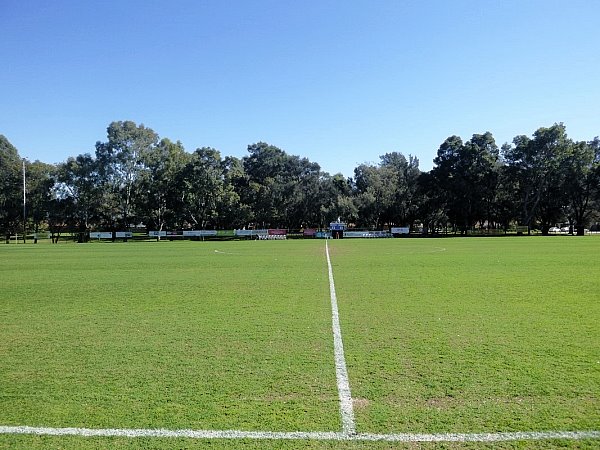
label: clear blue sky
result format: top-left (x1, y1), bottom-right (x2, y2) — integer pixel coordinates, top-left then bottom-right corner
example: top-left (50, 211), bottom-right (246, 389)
top-left (2, 0), bottom-right (599, 176)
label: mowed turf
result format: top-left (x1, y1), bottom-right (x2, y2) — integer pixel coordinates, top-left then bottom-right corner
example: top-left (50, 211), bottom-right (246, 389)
top-left (330, 237), bottom-right (600, 434)
top-left (0, 240), bottom-right (340, 432)
top-left (1, 237), bottom-right (599, 449)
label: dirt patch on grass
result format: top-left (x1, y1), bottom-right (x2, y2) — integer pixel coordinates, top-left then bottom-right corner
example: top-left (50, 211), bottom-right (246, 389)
top-left (425, 396), bottom-right (459, 409)
top-left (353, 397), bottom-right (370, 409)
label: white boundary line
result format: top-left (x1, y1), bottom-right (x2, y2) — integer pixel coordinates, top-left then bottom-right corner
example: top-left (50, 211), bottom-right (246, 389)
top-left (1, 426), bottom-right (599, 442)
top-left (325, 240), bottom-right (356, 435)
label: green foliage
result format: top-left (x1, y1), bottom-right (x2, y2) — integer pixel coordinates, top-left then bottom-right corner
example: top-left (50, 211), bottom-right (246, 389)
top-left (54, 153), bottom-right (100, 235)
top-left (137, 138), bottom-right (190, 230)
top-left (380, 153), bottom-right (421, 228)
top-left (502, 124), bottom-right (571, 233)
top-left (2, 121), bottom-right (599, 234)
top-left (95, 121), bottom-right (159, 228)
top-left (181, 147), bottom-right (226, 229)
top-left (318, 173), bottom-right (357, 227)
top-left (431, 132), bottom-right (499, 233)
top-left (241, 142), bottom-right (325, 229)
top-left (0, 135), bottom-right (23, 239)
top-left (562, 138), bottom-right (600, 234)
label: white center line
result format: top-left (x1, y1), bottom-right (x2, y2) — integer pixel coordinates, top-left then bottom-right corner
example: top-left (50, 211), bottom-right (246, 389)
top-left (325, 240), bottom-right (356, 435)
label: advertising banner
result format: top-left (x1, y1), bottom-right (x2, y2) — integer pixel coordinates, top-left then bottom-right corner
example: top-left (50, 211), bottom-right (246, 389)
top-left (183, 230), bottom-right (218, 237)
top-left (268, 229), bottom-right (287, 236)
top-left (89, 232), bottom-right (112, 239)
top-left (235, 229), bottom-right (268, 236)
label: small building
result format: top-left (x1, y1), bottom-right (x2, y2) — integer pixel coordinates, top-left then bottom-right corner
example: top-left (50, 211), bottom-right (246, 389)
top-left (329, 221), bottom-right (346, 239)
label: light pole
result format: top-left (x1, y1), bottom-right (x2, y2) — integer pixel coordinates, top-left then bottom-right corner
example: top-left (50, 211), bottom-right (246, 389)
top-left (22, 158), bottom-right (26, 244)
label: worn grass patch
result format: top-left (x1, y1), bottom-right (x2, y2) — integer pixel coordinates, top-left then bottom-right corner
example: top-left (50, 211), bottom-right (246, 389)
top-left (331, 237), bottom-right (600, 434)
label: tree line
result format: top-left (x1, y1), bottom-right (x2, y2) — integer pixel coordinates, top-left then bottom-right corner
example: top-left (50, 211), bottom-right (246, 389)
top-left (1, 121), bottom-right (599, 242)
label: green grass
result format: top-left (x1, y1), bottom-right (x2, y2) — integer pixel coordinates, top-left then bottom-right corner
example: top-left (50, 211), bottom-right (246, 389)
top-left (1, 237), bottom-right (599, 449)
top-left (331, 237), bottom-right (600, 434)
top-left (0, 241), bottom-right (339, 432)
top-left (5, 435), bottom-right (600, 450)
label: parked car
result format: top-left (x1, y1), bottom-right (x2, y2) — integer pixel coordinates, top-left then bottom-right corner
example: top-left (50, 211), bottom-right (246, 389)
top-left (549, 227), bottom-right (560, 233)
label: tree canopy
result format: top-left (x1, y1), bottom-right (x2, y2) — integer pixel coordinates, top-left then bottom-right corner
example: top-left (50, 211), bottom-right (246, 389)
top-left (1, 121), bottom-right (598, 240)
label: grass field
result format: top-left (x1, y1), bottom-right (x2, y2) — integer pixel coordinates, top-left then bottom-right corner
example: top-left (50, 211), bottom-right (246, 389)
top-left (332, 239), bottom-right (599, 435)
top-left (1, 237), bottom-right (599, 448)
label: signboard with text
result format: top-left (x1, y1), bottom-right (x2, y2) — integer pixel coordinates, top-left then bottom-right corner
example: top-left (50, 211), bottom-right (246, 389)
top-left (90, 232), bottom-right (112, 239)
top-left (235, 229), bottom-right (268, 236)
top-left (183, 230), bottom-right (218, 237)
top-left (268, 229), bottom-right (287, 236)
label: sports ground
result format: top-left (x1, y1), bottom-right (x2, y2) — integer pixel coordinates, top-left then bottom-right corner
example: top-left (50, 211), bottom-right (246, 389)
top-left (1, 237), bottom-right (599, 448)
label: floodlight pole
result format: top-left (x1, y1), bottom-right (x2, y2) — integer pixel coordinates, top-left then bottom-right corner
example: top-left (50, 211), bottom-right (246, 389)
top-left (22, 158), bottom-right (26, 244)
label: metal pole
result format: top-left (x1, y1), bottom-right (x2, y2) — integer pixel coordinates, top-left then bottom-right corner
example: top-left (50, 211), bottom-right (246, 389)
top-left (22, 159), bottom-right (26, 244)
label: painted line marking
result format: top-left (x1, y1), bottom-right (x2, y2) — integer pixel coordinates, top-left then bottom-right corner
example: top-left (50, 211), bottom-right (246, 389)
top-left (325, 240), bottom-right (356, 435)
top-left (1, 426), bottom-right (599, 442)
top-left (213, 249), bottom-right (238, 255)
